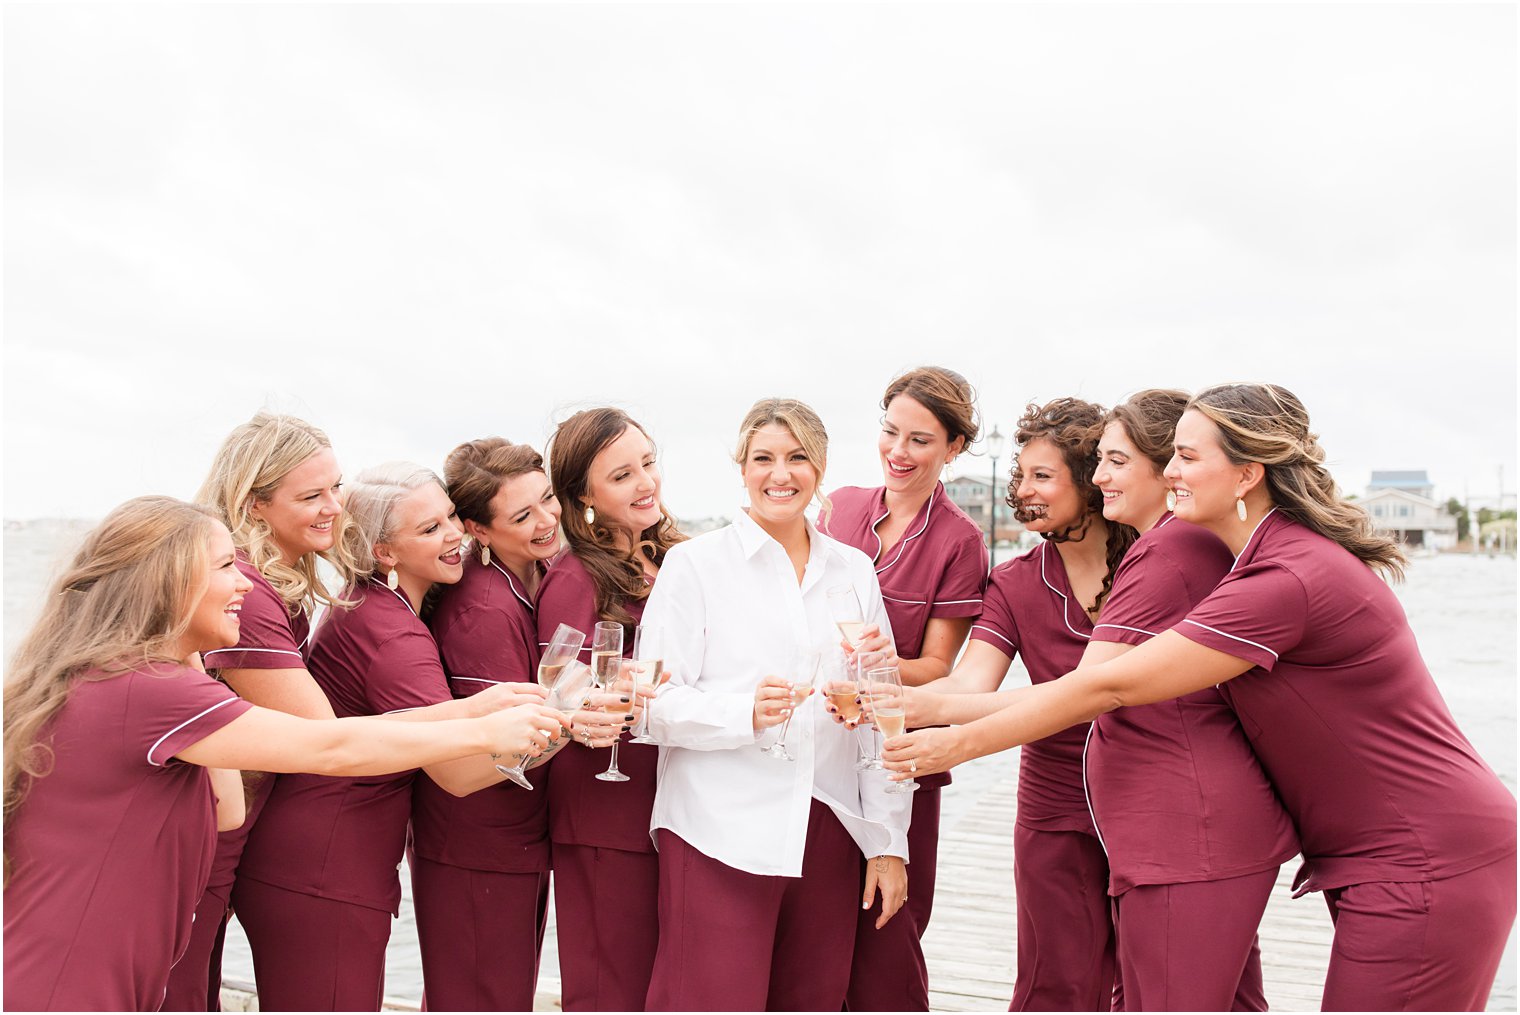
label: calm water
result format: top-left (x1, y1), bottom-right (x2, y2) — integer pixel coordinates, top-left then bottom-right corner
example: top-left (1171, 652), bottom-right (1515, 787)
top-left (4, 524), bottom-right (1516, 1008)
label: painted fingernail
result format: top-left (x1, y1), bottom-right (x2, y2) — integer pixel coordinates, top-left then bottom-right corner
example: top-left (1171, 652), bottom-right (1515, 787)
top-left (624, 714), bottom-right (636, 721)
top-left (620, 696), bottom-right (631, 704)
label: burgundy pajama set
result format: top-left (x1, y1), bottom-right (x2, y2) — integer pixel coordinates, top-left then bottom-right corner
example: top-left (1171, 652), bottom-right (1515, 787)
top-left (413, 555), bottom-right (554, 1011)
top-left (4, 664), bottom-right (252, 1010)
top-left (233, 580), bottom-right (454, 1011)
top-left (536, 551), bottom-right (661, 1012)
top-left (163, 555), bottom-right (310, 1011)
top-left (973, 542), bottom-right (1118, 1011)
top-left (1087, 514), bottom-right (1299, 1011)
top-left (820, 482), bottom-right (989, 1010)
top-left (1175, 510), bottom-right (1517, 1011)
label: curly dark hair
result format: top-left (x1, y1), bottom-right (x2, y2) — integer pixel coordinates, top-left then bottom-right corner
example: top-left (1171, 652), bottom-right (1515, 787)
top-left (1008, 397), bottom-right (1136, 612)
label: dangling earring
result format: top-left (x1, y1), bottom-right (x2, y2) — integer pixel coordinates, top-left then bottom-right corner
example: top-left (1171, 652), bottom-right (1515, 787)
top-left (1236, 498), bottom-right (1248, 522)
top-left (386, 567), bottom-right (400, 591)
top-left (1165, 491), bottom-right (1177, 512)
top-left (584, 505), bottom-right (596, 526)
top-left (479, 544), bottom-right (491, 567)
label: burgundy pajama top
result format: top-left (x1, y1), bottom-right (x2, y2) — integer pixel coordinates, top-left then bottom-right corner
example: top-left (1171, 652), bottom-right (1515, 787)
top-left (4, 663), bottom-right (252, 1011)
top-left (536, 550), bottom-right (655, 855)
top-left (238, 580), bottom-right (452, 914)
top-left (1087, 513), bottom-right (1299, 894)
top-left (971, 542), bottom-right (1098, 834)
top-left (414, 556), bottom-right (551, 874)
top-left (1174, 510), bottom-right (1517, 894)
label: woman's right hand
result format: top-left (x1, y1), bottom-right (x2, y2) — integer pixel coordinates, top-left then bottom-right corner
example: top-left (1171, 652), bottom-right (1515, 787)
top-left (480, 702), bottom-right (569, 762)
top-left (567, 689), bottom-right (637, 749)
top-left (467, 681), bottom-right (550, 717)
top-left (902, 684), bottom-right (940, 728)
top-left (754, 674), bottom-right (808, 731)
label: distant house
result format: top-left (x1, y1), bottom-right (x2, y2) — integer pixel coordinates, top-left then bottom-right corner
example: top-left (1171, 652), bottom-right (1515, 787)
top-left (1362, 470), bottom-right (1457, 550)
top-left (945, 475), bottom-right (1023, 547)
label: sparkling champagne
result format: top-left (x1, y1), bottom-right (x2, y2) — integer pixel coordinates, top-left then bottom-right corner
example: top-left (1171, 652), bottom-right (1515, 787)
top-left (836, 620), bottom-right (867, 646)
top-left (874, 708), bottom-right (906, 738)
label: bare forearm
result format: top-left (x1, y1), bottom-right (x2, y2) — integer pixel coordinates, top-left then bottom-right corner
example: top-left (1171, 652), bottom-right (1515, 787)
top-left (896, 654), bottom-right (951, 687)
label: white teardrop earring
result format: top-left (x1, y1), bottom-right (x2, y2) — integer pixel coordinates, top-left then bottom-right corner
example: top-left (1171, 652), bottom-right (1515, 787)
top-left (1236, 498), bottom-right (1248, 522)
top-left (480, 544), bottom-right (491, 567)
top-left (1166, 491), bottom-right (1177, 512)
top-left (584, 505), bottom-right (596, 526)
top-left (386, 567), bottom-right (400, 590)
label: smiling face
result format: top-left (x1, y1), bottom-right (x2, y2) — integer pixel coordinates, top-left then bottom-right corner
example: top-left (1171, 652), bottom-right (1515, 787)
top-left (469, 470), bottom-right (562, 574)
top-left (249, 447), bottom-right (344, 565)
top-left (183, 523), bottom-right (254, 655)
top-left (1013, 438), bottom-right (1090, 534)
top-left (377, 483), bottom-right (465, 597)
top-left (583, 425), bottom-right (663, 542)
top-left (879, 394), bottom-right (964, 498)
top-left (1165, 410), bottom-right (1249, 529)
top-left (742, 422), bottom-right (820, 530)
top-left (1094, 420), bottom-right (1169, 531)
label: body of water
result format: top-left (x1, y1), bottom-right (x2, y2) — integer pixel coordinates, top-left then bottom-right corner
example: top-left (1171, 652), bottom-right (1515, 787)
top-left (4, 523), bottom-right (1515, 1008)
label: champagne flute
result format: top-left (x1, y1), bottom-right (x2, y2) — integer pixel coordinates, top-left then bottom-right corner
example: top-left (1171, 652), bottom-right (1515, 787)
top-left (848, 648), bottom-right (888, 770)
top-left (496, 623), bottom-right (585, 790)
top-left (760, 651), bottom-right (821, 762)
top-left (628, 625), bottom-right (663, 746)
top-left (826, 584), bottom-right (867, 649)
top-left (867, 666), bottom-right (914, 793)
top-left (592, 622), bottom-right (630, 782)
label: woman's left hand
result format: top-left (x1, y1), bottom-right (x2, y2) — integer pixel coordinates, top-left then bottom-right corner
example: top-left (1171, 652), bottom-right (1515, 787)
top-left (882, 726), bottom-right (970, 780)
top-left (862, 854), bottom-right (908, 929)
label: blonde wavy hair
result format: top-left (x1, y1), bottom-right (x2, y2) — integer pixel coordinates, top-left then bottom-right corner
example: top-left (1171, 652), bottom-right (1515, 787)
top-left (4, 497), bottom-right (222, 871)
top-left (197, 412), bottom-right (358, 612)
top-left (734, 397), bottom-right (831, 514)
top-left (335, 462), bottom-right (449, 590)
top-left (1190, 383), bottom-right (1406, 579)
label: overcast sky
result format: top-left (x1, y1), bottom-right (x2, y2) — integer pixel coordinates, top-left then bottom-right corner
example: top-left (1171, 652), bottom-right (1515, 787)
top-left (5, 2), bottom-right (1515, 523)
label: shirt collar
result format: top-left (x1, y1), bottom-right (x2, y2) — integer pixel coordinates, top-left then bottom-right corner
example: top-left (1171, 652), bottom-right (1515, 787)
top-left (733, 504), bottom-right (843, 567)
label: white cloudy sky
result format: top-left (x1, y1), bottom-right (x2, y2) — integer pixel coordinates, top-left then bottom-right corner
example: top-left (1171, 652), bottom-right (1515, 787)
top-left (4, 2), bottom-right (1515, 522)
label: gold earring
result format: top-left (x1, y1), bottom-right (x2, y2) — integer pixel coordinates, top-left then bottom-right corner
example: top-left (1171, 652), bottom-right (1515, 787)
top-left (1236, 498), bottom-right (1248, 522)
top-left (480, 544), bottom-right (491, 567)
top-left (386, 567), bottom-right (400, 590)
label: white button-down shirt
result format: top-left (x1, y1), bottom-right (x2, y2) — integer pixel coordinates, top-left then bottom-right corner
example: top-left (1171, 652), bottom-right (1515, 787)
top-left (643, 507), bottom-right (912, 877)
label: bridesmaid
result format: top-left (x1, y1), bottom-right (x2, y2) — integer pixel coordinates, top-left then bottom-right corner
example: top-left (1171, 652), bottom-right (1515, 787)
top-left (887, 383), bottom-right (1517, 1012)
top-left (413, 438), bottom-right (626, 1011)
top-left (232, 463), bottom-right (557, 1011)
top-left (641, 397), bottom-right (910, 1010)
top-left (2, 496), bottom-right (566, 1012)
top-left (1083, 390), bottom-right (1297, 1010)
top-left (165, 412), bottom-right (352, 1011)
top-left (538, 408), bottom-right (686, 1012)
top-left (818, 366), bottom-right (988, 1009)
top-left (903, 397), bottom-right (1133, 1010)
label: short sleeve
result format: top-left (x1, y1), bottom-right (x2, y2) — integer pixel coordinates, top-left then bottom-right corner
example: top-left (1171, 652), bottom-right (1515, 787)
top-left (439, 605), bottom-right (537, 695)
top-left (535, 558), bottom-right (597, 663)
top-left (363, 628), bottom-right (452, 714)
top-left (125, 666), bottom-right (255, 767)
top-left (1173, 563), bottom-right (1309, 671)
top-left (929, 530), bottom-right (989, 620)
top-left (969, 572), bottom-right (1020, 657)
top-left (1092, 544), bottom-right (1189, 646)
top-left (203, 568), bottom-right (305, 671)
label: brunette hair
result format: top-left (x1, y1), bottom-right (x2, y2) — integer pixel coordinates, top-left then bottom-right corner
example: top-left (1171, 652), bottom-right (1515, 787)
top-left (547, 409), bottom-right (686, 630)
top-left (733, 397), bottom-right (831, 512)
top-left (336, 462), bottom-right (449, 589)
top-left (1106, 389), bottom-right (1192, 474)
top-left (196, 412), bottom-right (357, 611)
top-left (881, 366), bottom-right (980, 453)
top-left (4, 497), bottom-right (221, 870)
top-left (444, 438), bottom-right (546, 530)
top-left (1008, 397), bottom-right (1136, 611)
top-left (1189, 383), bottom-right (1407, 578)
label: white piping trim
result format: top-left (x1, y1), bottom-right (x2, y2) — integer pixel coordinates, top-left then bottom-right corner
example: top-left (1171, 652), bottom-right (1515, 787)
top-left (383, 706), bottom-right (423, 715)
top-left (488, 558), bottom-right (536, 612)
top-left (1229, 506), bottom-right (1279, 570)
top-left (932, 597), bottom-right (983, 606)
top-left (147, 697), bottom-right (243, 766)
top-left (971, 623), bottom-right (1016, 651)
top-left (1038, 543), bottom-right (1092, 642)
top-left (1180, 619), bottom-right (1280, 660)
top-left (1093, 622), bottom-right (1157, 638)
top-left (203, 646), bottom-right (304, 660)
top-left (449, 676), bottom-right (505, 685)
top-left (883, 594), bottom-right (928, 606)
top-left (1080, 722), bottom-right (1109, 857)
top-left (875, 486), bottom-right (936, 576)
top-left (372, 578), bottom-right (419, 617)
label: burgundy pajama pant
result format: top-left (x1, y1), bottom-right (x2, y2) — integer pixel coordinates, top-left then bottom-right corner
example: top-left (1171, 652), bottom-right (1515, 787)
top-left (645, 800), bottom-right (859, 1012)
top-left (231, 879), bottom-right (391, 1011)
top-left (1112, 867), bottom-right (1277, 1011)
top-left (1320, 853), bottom-right (1517, 1012)
top-left (162, 893), bottom-right (230, 1011)
top-left (553, 844), bottom-right (660, 1012)
top-left (845, 782), bottom-right (939, 1011)
top-left (411, 859), bottom-right (549, 1012)
top-left (1008, 824), bottom-right (1117, 1012)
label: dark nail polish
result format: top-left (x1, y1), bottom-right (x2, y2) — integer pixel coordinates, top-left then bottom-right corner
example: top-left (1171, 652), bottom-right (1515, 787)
top-left (620, 696), bottom-right (631, 704)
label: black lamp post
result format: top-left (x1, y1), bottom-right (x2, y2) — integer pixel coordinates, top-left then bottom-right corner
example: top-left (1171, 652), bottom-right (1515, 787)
top-left (986, 424), bottom-right (1005, 566)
